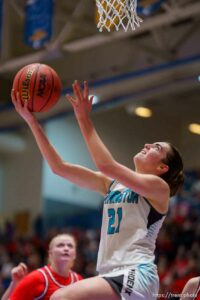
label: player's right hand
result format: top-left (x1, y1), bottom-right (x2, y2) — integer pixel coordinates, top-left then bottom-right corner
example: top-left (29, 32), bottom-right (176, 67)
top-left (11, 263), bottom-right (28, 284)
top-left (11, 89), bottom-right (36, 124)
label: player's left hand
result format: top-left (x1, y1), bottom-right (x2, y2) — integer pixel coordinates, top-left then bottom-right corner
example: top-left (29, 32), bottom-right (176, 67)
top-left (66, 80), bottom-right (94, 119)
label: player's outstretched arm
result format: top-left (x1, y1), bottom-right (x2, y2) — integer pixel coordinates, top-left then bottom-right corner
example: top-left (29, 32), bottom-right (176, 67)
top-left (11, 89), bottom-right (111, 195)
top-left (67, 81), bottom-right (169, 211)
top-left (1, 263), bottom-right (28, 300)
top-left (67, 81), bottom-right (116, 172)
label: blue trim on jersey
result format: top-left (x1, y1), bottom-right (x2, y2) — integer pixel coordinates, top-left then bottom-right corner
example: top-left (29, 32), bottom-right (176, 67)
top-left (107, 180), bottom-right (116, 193)
top-left (141, 197), bottom-right (166, 228)
top-left (147, 206), bottom-right (164, 229)
top-left (143, 197), bottom-right (167, 228)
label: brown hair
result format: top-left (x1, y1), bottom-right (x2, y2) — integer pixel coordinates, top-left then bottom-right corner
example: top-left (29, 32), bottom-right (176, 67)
top-left (161, 143), bottom-right (184, 196)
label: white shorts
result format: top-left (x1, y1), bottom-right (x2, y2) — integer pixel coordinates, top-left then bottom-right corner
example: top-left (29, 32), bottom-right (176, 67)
top-left (100, 263), bottom-right (159, 300)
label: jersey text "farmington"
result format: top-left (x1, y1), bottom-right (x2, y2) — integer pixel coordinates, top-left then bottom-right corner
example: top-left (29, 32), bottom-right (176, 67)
top-left (104, 190), bottom-right (139, 204)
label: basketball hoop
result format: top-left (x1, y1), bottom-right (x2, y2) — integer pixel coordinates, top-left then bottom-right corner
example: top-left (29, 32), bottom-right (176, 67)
top-left (96, 0), bottom-right (142, 32)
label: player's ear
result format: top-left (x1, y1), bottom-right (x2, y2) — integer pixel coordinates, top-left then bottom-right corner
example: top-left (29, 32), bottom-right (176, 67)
top-left (158, 163), bottom-right (169, 174)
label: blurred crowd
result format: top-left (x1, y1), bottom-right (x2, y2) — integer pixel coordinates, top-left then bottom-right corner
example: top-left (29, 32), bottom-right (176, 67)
top-left (157, 170), bottom-right (200, 299)
top-left (0, 171), bottom-right (200, 299)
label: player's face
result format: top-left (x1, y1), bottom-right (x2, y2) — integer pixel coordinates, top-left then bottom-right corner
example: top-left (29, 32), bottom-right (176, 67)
top-left (49, 235), bottom-right (76, 266)
top-left (133, 142), bottom-right (171, 175)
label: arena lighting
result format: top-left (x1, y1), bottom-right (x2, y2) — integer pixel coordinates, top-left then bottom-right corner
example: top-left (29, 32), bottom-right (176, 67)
top-left (134, 106), bottom-right (152, 118)
top-left (90, 95), bottom-right (99, 105)
top-left (188, 123), bottom-right (200, 135)
top-left (198, 75), bottom-right (200, 82)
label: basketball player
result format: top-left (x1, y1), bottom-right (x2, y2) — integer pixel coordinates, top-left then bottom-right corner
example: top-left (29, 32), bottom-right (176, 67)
top-left (180, 277), bottom-right (200, 300)
top-left (7, 233), bottom-right (82, 300)
top-left (1, 262), bottom-right (28, 300)
top-left (11, 82), bottom-right (184, 300)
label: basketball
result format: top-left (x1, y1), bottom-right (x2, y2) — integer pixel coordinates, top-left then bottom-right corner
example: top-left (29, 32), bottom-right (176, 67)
top-left (12, 63), bottom-right (62, 112)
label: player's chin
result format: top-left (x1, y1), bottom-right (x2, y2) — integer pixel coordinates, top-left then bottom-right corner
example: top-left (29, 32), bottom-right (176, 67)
top-left (134, 153), bottom-right (144, 164)
top-left (59, 255), bottom-right (73, 262)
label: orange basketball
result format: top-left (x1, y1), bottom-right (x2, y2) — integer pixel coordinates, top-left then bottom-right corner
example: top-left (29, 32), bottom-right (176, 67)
top-left (12, 63), bottom-right (62, 112)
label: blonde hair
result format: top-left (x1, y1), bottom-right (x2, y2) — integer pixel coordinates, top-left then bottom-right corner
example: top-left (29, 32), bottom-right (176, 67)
top-left (49, 233), bottom-right (77, 250)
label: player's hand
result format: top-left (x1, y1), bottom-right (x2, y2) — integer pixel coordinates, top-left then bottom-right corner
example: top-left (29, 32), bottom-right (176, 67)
top-left (66, 80), bottom-right (94, 119)
top-left (11, 89), bottom-right (36, 124)
top-left (11, 263), bottom-right (28, 284)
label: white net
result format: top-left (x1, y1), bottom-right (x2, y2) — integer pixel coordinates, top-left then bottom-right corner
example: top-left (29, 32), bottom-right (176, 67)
top-left (96, 0), bottom-right (142, 32)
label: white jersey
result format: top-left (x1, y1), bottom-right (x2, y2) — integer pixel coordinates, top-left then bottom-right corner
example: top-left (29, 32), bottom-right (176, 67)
top-left (97, 180), bottom-right (166, 275)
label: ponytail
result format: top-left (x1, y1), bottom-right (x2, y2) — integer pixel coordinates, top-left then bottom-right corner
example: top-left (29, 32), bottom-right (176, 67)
top-left (161, 143), bottom-right (184, 196)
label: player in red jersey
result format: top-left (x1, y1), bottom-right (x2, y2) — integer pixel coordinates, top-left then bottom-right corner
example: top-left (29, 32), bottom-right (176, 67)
top-left (181, 277), bottom-right (200, 300)
top-left (7, 234), bottom-right (83, 300)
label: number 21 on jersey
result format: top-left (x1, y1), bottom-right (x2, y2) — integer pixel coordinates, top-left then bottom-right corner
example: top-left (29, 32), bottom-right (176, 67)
top-left (107, 207), bottom-right (123, 235)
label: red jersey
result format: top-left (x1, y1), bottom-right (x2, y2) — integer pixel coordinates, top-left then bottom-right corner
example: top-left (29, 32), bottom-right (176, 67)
top-left (10, 265), bottom-right (83, 300)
